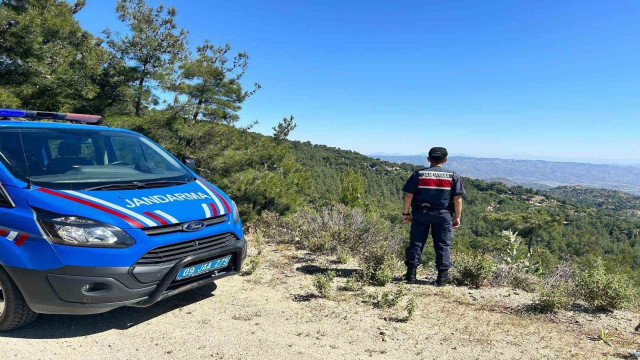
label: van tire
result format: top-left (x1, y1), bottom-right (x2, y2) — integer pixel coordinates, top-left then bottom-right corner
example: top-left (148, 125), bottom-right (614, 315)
top-left (0, 268), bottom-right (38, 331)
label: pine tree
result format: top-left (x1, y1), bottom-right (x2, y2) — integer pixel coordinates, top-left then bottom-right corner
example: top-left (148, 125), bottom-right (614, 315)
top-left (340, 168), bottom-right (365, 207)
top-left (104, 0), bottom-right (187, 116)
top-left (0, 0), bottom-right (109, 111)
top-left (273, 115), bottom-right (297, 141)
top-left (175, 40), bottom-right (260, 124)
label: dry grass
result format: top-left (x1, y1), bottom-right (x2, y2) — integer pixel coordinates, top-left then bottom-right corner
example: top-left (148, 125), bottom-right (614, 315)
top-left (240, 239), bottom-right (640, 359)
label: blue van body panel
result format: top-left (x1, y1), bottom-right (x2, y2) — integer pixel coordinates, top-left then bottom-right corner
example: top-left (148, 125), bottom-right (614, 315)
top-left (0, 120), bottom-right (245, 314)
top-left (1, 180), bottom-right (240, 270)
top-left (0, 236), bottom-right (63, 270)
top-left (24, 181), bottom-right (234, 229)
top-left (0, 184), bottom-right (64, 270)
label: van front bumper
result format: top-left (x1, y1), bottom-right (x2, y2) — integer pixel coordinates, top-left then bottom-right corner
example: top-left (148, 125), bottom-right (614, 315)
top-left (4, 238), bottom-right (246, 315)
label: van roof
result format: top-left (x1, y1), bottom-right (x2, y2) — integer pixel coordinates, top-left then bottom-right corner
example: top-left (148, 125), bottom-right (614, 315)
top-left (0, 120), bottom-right (137, 134)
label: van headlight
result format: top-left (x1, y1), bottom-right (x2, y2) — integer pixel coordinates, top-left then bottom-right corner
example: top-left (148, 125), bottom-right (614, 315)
top-left (231, 201), bottom-right (241, 225)
top-left (36, 210), bottom-right (135, 248)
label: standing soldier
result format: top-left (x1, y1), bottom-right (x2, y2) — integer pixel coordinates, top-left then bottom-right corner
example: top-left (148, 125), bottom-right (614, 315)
top-left (401, 147), bottom-right (465, 285)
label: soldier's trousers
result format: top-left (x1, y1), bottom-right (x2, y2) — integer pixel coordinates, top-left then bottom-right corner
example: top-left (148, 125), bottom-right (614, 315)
top-left (405, 210), bottom-right (453, 271)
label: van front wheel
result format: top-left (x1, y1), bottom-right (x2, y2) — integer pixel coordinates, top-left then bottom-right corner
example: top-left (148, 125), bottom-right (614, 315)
top-left (0, 268), bottom-right (38, 331)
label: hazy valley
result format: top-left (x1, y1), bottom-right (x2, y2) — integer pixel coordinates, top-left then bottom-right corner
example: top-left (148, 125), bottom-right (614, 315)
top-left (373, 155), bottom-right (640, 195)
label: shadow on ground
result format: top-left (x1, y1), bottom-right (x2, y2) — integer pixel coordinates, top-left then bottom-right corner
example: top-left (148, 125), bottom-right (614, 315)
top-left (297, 265), bottom-right (439, 286)
top-left (1, 283), bottom-right (217, 340)
top-left (392, 275), bottom-right (435, 286)
top-left (295, 264), bottom-right (358, 278)
top-left (291, 293), bottom-right (319, 302)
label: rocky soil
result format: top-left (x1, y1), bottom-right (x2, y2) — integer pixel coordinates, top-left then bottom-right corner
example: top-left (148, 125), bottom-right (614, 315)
top-left (2, 242), bottom-right (639, 360)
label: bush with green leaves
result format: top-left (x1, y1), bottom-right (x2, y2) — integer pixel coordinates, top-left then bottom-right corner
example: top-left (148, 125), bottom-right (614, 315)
top-left (241, 231), bottom-right (265, 276)
top-left (492, 265), bottom-right (540, 292)
top-left (452, 252), bottom-right (496, 288)
top-left (336, 247), bottom-right (351, 264)
top-left (341, 276), bottom-right (364, 292)
top-left (534, 282), bottom-right (573, 313)
top-left (374, 286), bottom-right (406, 309)
top-left (405, 295), bottom-right (418, 321)
top-left (575, 258), bottom-right (635, 311)
top-left (339, 168), bottom-right (365, 207)
top-left (243, 253), bottom-right (263, 276)
top-left (255, 204), bottom-right (405, 259)
top-left (313, 271), bottom-right (336, 298)
top-left (362, 244), bottom-right (397, 286)
top-left (499, 230), bottom-right (541, 275)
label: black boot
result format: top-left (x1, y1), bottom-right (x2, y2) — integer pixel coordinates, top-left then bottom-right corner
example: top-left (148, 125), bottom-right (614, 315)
top-left (405, 266), bottom-right (417, 284)
top-left (436, 270), bottom-right (451, 286)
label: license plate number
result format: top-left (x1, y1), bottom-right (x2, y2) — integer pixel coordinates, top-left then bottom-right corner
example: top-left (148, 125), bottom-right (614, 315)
top-left (176, 255), bottom-right (232, 280)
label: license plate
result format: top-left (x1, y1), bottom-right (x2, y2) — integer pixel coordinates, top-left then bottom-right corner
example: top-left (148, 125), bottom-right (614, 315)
top-left (176, 255), bottom-right (232, 280)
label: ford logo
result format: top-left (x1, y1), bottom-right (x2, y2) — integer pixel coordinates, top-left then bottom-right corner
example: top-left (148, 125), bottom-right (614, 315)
top-left (182, 221), bottom-right (206, 232)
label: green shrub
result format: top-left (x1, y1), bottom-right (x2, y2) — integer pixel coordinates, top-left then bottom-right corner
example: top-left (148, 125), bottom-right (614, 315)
top-left (242, 254), bottom-right (263, 276)
top-left (341, 275), bottom-right (364, 292)
top-left (575, 258), bottom-right (635, 311)
top-left (241, 231), bottom-right (265, 276)
top-left (405, 295), bottom-right (418, 321)
top-left (340, 168), bottom-right (364, 207)
top-left (362, 245), bottom-right (396, 286)
top-left (452, 252), bottom-right (496, 288)
top-left (307, 232), bottom-right (334, 253)
top-left (336, 246), bottom-right (351, 264)
top-left (509, 273), bottom-right (540, 293)
top-left (255, 204), bottom-right (405, 259)
top-left (499, 230), bottom-right (541, 275)
top-left (492, 265), bottom-right (540, 292)
top-left (534, 282), bottom-right (573, 313)
top-left (375, 287), bottom-right (406, 309)
top-left (313, 271), bottom-right (336, 298)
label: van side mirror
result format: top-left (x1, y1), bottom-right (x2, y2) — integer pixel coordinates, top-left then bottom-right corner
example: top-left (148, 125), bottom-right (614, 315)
top-left (184, 159), bottom-right (197, 173)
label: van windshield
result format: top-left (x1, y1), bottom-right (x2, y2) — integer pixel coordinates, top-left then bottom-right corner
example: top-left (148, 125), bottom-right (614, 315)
top-left (0, 127), bottom-right (192, 190)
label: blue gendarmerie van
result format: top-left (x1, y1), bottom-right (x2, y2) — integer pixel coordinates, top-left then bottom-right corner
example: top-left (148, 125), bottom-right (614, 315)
top-left (0, 109), bottom-right (246, 330)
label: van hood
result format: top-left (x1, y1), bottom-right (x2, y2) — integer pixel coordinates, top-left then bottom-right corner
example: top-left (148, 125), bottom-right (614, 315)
top-left (26, 178), bottom-right (233, 229)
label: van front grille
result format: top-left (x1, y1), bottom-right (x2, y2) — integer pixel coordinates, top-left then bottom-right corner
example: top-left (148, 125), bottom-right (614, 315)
top-left (136, 233), bottom-right (237, 265)
top-left (142, 215), bottom-right (227, 236)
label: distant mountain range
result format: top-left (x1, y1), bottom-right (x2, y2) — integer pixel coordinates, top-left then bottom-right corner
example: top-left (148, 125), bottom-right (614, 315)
top-left (372, 155), bottom-right (640, 195)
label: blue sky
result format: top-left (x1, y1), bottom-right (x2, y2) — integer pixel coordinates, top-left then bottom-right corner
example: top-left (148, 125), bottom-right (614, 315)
top-left (74, 1), bottom-right (640, 164)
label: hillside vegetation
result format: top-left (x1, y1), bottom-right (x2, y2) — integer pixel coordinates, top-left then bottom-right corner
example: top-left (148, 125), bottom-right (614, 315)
top-left (290, 141), bottom-right (640, 271)
top-left (547, 185), bottom-right (640, 219)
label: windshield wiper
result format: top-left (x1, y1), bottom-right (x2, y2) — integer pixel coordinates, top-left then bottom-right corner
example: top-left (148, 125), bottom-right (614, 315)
top-left (85, 180), bottom-right (190, 191)
top-left (85, 183), bottom-right (146, 191)
top-left (136, 180), bottom-right (191, 189)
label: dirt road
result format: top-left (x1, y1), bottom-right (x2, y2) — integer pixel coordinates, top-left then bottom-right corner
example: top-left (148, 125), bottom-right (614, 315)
top-left (1, 244), bottom-right (638, 360)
